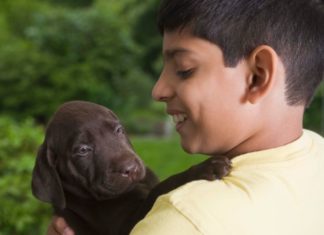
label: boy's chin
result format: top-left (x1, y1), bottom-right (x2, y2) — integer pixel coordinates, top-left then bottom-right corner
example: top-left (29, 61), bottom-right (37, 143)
top-left (180, 140), bottom-right (206, 155)
top-left (180, 141), bottom-right (197, 154)
top-left (181, 140), bottom-right (228, 156)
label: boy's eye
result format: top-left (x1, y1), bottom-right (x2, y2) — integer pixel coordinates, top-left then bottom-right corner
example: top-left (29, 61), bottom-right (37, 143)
top-left (176, 68), bottom-right (194, 79)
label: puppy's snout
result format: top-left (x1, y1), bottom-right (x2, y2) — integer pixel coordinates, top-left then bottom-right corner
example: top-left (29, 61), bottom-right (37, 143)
top-left (118, 161), bottom-right (141, 181)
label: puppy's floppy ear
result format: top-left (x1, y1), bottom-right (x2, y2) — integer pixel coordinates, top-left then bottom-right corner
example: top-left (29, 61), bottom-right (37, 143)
top-left (31, 142), bottom-right (66, 209)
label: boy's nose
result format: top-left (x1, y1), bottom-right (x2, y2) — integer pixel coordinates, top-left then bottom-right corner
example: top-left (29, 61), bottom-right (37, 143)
top-left (152, 71), bottom-right (173, 102)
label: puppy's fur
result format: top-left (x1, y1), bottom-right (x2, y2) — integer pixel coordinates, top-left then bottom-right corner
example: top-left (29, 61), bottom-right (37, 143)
top-left (32, 101), bottom-right (231, 235)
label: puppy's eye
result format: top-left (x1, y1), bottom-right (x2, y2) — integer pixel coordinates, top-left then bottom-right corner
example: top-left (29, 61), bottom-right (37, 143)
top-left (114, 125), bottom-right (125, 135)
top-left (75, 145), bottom-right (93, 156)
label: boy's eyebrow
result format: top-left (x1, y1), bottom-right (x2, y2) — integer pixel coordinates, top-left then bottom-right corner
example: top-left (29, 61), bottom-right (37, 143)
top-left (163, 48), bottom-right (192, 60)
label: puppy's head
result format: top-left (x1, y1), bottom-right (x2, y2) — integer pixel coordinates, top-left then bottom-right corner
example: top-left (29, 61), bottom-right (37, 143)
top-left (32, 101), bottom-right (146, 209)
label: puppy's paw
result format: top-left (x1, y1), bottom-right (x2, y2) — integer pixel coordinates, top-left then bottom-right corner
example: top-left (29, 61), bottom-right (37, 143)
top-left (206, 157), bottom-right (231, 180)
top-left (191, 156), bottom-right (231, 181)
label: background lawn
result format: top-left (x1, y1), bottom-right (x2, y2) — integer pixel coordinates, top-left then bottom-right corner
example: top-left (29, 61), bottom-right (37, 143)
top-left (131, 135), bottom-right (209, 180)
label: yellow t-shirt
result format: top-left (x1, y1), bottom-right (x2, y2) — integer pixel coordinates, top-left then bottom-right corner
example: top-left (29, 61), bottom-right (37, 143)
top-left (130, 130), bottom-right (324, 235)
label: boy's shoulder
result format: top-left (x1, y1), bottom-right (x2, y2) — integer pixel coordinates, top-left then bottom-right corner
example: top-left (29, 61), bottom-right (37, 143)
top-left (155, 131), bottom-right (324, 234)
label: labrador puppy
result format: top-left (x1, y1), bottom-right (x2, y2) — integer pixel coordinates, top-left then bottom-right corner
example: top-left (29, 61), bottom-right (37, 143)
top-left (32, 101), bottom-right (231, 235)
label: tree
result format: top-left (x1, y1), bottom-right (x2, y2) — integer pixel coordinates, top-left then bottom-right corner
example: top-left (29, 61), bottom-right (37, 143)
top-left (0, 0), bottom-right (154, 123)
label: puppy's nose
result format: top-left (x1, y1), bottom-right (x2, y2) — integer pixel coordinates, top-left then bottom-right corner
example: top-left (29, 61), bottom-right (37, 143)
top-left (119, 162), bottom-right (139, 180)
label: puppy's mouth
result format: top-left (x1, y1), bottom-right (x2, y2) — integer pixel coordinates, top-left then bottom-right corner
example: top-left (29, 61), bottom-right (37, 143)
top-left (90, 166), bottom-right (146, 200)
top-left (90, 180), bottom-right (136, 201)
top-left (90, 184), bottom-right (132, 201)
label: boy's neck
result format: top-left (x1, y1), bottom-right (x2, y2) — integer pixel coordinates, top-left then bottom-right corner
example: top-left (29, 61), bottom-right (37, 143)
top-left (226, 105), bottom-right (304, 159)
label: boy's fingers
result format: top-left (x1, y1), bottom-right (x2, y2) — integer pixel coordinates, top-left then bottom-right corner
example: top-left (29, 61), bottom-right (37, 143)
top-left (62, 227), bottom-right (75, 235)
top-left (47, 217), bottom-right (60, 235)
top-left (47, 216), bottom-right (75, 235)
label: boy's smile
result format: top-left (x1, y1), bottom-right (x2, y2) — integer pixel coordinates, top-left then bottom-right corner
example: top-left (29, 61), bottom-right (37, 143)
top-left (152, 29), bottom-right (257, 156)
top-left (167, 109), bottom-right (187, 130)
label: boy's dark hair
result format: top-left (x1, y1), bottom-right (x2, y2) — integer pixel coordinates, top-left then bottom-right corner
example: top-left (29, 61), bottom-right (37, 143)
top-left (157, 0), bottom-right (324, 106)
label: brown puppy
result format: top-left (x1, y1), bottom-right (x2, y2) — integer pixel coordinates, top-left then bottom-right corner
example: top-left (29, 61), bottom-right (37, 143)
top-left (32, 101), bottom-right (231, 235)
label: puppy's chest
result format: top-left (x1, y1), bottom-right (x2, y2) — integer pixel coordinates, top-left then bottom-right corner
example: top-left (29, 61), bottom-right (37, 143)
top-left (56, 194), bottom-right (143, 235)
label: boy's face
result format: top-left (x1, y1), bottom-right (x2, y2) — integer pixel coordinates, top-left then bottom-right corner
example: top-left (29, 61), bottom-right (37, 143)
top-left (152, 30), bottom-right (258, 156)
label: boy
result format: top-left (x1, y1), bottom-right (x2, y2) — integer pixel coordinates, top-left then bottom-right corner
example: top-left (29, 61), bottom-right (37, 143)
top-left (50, 0), bottom-right (324, 234)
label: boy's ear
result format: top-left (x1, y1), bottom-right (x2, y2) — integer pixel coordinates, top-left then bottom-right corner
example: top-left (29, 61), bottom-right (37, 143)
top-left (246, 45), bottom-right (279, 104)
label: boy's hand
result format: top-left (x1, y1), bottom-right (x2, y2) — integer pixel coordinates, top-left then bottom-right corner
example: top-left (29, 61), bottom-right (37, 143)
top-left (47, 216), bottom-right (75, 235)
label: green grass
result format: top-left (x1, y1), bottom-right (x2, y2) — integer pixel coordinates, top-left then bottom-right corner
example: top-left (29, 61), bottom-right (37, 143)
top-left (130, 136), bottom-right (208, 180)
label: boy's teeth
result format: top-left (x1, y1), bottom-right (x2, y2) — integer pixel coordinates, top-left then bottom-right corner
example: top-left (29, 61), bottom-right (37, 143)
top-left (172, 114), bottom-right (187, 124)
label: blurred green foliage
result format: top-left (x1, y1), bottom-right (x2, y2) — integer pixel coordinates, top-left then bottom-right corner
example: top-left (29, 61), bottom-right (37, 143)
top-left (0, 0), bottom-right (323, 234)
top-left (304, 84), bottom-right (324, 134)
top-left (0, 0), bottom-right (159, 124)
top-left (0, 117), bottom-right (50, 235)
